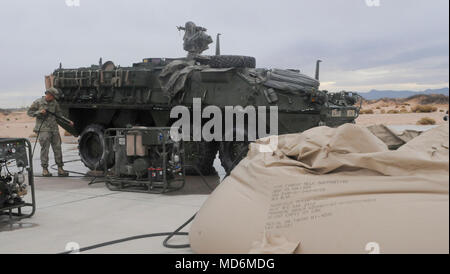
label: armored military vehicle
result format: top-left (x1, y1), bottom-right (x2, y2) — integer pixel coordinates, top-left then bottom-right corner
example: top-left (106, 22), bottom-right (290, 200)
top-left (45, 22), bottom-right (361, 175)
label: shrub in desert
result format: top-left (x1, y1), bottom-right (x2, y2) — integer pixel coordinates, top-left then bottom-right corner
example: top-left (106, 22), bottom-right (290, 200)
top-left (412, 105), bottom-right (438, 113)
top-left (376, 106), bottom-right (381, 109)
top-left (361, 109), bottom-right (374, 114)
top-left (387, 109), bottom-right (399, 114)
top-left (399, 108), bottom-right (409, 113)
top-left (380, 109), bottom-right (386, 114)
top-left (440, 109), bottom-right (445, 112)
top-left (417, 117), bottom-right (436, 125)
top-left (411, 105), bottom-right (421, 112)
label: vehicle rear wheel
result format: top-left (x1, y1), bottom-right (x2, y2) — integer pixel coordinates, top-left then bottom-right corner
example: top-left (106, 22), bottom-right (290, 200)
top-left (78, 124), bottom-right (114, 170)
top-left (184, 141), bottom-right (219, 176)
top-left (219, 141), bottom-right (250, 175)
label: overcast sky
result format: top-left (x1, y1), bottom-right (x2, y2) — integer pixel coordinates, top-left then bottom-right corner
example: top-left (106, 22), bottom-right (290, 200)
top-left (0, 0), bottom-right (448, 108)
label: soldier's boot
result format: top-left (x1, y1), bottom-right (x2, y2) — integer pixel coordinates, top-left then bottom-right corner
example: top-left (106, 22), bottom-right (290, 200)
top-left (58, 167), bottom-right (69, 177)
top-left (42, 168), bottom-right (52, 177)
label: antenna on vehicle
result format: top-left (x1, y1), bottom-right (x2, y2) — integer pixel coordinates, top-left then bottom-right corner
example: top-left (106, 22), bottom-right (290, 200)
top-left (99, 57), bottom-right (103, 67)
top-left (315, 60), bottom-right (322, 80)
top-left (215, 33), bottom-right (221, 56)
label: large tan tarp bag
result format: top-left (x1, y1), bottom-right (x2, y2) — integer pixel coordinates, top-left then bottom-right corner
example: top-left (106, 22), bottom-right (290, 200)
top-left (367, 124), bottom-right (422, 149)
top-left (189, 124), bottom-right (449, 254)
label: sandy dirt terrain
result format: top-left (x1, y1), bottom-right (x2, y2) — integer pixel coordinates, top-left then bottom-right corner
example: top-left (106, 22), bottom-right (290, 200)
top-left (0, 110), bottom-right (74, 142)
top-left (356, 111), bottom-right (448, 126)
top-left (356, 95), bottom-right (448, 126)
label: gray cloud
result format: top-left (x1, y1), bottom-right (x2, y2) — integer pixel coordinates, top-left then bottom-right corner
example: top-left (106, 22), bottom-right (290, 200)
top-left (0, 0), bottom-right (448, 107)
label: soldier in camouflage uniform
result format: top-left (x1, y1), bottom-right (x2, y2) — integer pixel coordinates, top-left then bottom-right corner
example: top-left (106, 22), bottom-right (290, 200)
top-left (27, 88), bottom-right (74, 177)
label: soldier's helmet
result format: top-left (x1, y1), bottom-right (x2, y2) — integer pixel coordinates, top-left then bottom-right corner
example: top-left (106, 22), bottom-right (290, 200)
top-left (45, 87), bottom-right (60, 100)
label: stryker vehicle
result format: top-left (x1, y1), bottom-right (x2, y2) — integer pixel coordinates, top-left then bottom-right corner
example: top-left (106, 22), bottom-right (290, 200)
top-left (45, 22), bottom-right (361, 175)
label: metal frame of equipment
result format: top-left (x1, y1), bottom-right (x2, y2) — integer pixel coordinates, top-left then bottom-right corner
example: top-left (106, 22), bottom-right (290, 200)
top-left (0, 138), bottom-right (36, 220)
top-left (103, 127), bottom-right (186, 194)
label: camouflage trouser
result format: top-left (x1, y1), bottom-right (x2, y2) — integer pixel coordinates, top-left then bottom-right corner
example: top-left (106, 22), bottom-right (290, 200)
top-left (38, 131), bottom-right (63, 168)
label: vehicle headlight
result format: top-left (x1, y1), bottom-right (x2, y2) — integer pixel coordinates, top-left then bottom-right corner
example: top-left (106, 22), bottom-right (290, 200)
top-left (347, 110), bottom-right (356, 117)
top-left (331, 109), bottom-right (341, 117)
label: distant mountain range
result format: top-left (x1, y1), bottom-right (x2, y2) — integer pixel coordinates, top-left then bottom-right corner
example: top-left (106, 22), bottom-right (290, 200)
top-left (358, 87), bottom-right (449, 100)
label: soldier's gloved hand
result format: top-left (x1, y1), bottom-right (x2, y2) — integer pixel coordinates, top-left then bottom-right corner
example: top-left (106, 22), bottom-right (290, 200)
top-left (40, 109), bottom-right (47, 115)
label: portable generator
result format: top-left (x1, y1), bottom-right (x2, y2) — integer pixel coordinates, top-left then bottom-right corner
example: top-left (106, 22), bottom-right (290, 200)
top-left (0, 138), bottom-right (35, 220)
top-left (103, 127), bottom-right (185, 193)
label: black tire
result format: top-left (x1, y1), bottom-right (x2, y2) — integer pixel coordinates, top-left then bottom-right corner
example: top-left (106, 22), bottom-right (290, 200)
top-left (219, 141), bottom-right (250, 175)
top-left (209, 55), bottom-right (256, 69)
top-left (184, 141), bottom-right (219, 176)
top-left (78, 124), bottom-right (114, 170)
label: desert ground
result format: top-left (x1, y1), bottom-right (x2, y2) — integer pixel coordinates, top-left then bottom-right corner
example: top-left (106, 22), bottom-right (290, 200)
top-left (356, 94), bottom-right (448, 126)
top-left (0, 94), bottom-right (448, 139)
top-left (355, 110), bottom-right (447, 126)
top-left (0, 110), bottom-right (69, 140)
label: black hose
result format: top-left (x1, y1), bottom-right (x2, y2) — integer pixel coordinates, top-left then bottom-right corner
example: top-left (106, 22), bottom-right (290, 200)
top-left (29, 122), bottom-right (221, 254)
top-left (30, 111), bottom-right (91, 178)
top-left (30, 115), bottom-right (87, 178)
top-left (49, 160), bottom-right (96, 177)
top-left (162, 214), bottom-right (196, 249)
top-left (60, 213), bottom-right (196, 254)
top-left (3, 160), bottom-right (13, 176)
top-left (29, 114), bottom-right (222, 253)
top-left (31, 115), bottom-right (48, 158)
top-left (59, 163), bottom-right (218, 254)
top-left (33, 158), bottom-right (96, 178)
top-left (30, 110), bottom-right (90, 178)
